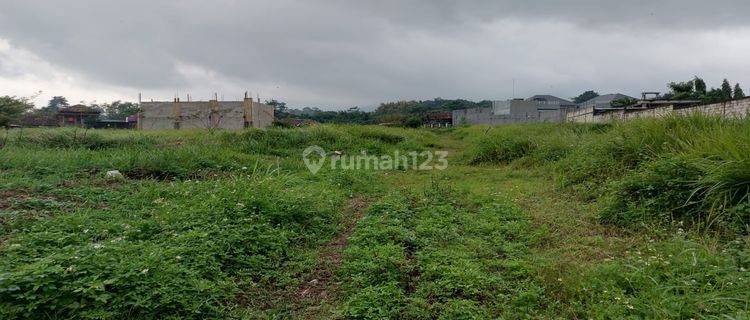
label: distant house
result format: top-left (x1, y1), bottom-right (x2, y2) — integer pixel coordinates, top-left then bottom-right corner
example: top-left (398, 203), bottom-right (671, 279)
top-left (578, 94), bottom-right (637, 110)
top-left (526, 95), bottom-right (578, 112)
top-left (57, 105), bottom-right (102, 126)
top-left (423, 111), bottom-right (452, 127)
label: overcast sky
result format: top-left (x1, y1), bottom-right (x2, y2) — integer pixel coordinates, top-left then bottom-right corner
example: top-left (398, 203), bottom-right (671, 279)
top-left (1, 1), bottom-right (749, 109)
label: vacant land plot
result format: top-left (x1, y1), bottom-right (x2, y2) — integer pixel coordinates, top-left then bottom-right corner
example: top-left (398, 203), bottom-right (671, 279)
top-left (1, 117), bottom-right (748, 319)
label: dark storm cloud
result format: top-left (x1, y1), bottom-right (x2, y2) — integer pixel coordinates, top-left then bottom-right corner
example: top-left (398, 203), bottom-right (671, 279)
top-left (1, 1), bottom-right (749, 107)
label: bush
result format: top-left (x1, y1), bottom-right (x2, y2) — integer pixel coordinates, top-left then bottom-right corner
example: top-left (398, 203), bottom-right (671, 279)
top-left (601, 154), bottom-right (750, 232)
top-left (457, 115), bottom-right (750, 233)
top-left (468, 136), bottom-right (534, 165)
top-left (600, 156), bottom-right (704, 228)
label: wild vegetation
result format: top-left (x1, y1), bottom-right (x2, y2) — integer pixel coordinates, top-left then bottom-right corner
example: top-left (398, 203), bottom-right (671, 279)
top-left (1, 116), bottom-right (748, 319)
top-left (461, 115), bottom-right (750, 233)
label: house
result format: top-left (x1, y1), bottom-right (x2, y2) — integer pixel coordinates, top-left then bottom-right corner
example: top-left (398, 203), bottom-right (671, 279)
top-left (57, 105), bottom-right (102, 126)
top-left (578, 93), bottom-right (637, 110)
top-left (527, 95), bottom-right (578, 112)
top-left (423, 111), bottom-right (452, 127)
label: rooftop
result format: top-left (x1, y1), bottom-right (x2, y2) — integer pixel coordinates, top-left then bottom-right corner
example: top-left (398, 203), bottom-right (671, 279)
top-left (527, 95), bottom-right (574, 105)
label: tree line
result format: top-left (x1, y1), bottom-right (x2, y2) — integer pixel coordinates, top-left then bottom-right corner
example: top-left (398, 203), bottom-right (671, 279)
top-left (0, 95), bottom-right (141, 128)
top-left (665, 77), bottom-right (743, 103)
top-left (274, 98), bottom-right (490, 127)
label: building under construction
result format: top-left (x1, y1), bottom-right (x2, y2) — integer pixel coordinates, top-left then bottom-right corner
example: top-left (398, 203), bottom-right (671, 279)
top-left (138, 93), bottom-right (274, 130)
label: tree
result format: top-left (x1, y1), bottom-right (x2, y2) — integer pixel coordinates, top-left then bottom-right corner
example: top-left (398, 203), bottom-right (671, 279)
top-left (41, 96), bottom-right (69, 114)
top-left (103, 101), bottom-right (140, 120)
top-left (610, 97), bottom-right (637, 108)
top-left (404, 116), bottom-right (423, 128)
top-left (667, 80), bottom-right (694, 100)
top-left (733, 83), bottom-right (745, 99)
top-left (704, 88), bottom-right (724, 103)
top-left (572, 90), bottom-right (599, 104)
top-left (0, 95), bottom-right (33, 129)
top-left (48, 96), bottom-right (68, 109)
top-left (265, 99), bottom-right (287, 112)
top-left (265, 99), bottom-right (289, 119)
top-left (721, 79), bottom-right (732, 101)
top-left (693, 76), bottom-right (707, 97)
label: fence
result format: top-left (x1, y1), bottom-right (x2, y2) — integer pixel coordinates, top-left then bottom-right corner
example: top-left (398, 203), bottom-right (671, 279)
top-left (566, 97), bottom-right (750, 123)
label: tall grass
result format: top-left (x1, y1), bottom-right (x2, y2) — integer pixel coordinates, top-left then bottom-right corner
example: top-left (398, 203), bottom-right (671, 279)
top-left (458, 115), bottom-right (750, 233)
top-left (220, 125), bottom-right (438, 156)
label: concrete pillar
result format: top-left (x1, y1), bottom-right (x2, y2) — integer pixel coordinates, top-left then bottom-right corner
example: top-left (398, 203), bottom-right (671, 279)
top-left (208, 99), bottom-right (219, 128)
top-left (172, 98), bottom-right (181, 129)
top-left (243, 97), bottom-right (254, 128)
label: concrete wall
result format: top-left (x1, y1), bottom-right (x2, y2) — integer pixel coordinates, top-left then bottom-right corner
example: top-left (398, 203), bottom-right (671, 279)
top-left (491, 100), bottom-right (540, 116)
top-left (455, 99), bottom-right (569, 126)
top-left (510, 100), bottom-right (538, 115)
top-left (139, 98), bottom-right (274, 130)
top-left (565, 107), bottom-right (597, 123)
top-left (249, 102), bottom-right (275, 128)
top-left (566, 98), bottom-right (750, 123)
top-left (452, 107), bottom-right (566, 126)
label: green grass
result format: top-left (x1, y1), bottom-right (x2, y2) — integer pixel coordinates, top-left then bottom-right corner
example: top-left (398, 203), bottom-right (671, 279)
top-left (561, 238), bottom-right (750, 319)
top-left (1, 117), bottom-right (749, 319)
top-left (341, 185), bottom-right (543, 319)
top-left (0, 175), bottom-right (350, 318)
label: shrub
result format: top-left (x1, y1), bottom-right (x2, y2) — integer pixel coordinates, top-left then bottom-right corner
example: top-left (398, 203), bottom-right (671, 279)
top-left (600, 156), bottom-right (704, 228)
top-left (468, 136), bottom-right (534, 165)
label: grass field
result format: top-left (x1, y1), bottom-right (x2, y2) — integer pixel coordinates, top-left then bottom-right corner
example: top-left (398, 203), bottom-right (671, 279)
top-left (1, 117), bottom-right (748, 319)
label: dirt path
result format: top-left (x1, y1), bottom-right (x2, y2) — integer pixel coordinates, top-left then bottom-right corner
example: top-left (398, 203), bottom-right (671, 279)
top-left (293, 197), bottom-right (369, 319)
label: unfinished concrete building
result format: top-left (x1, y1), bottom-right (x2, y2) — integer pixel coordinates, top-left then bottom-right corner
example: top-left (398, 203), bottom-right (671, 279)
top-left (138, 94), bottom-right (274, 130)
top-left (453, 97), bottom-right (568, 126)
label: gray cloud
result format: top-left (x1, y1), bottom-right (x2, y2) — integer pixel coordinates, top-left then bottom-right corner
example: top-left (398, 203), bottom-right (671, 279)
top-left (1, 1), bottom-right (749, 108)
